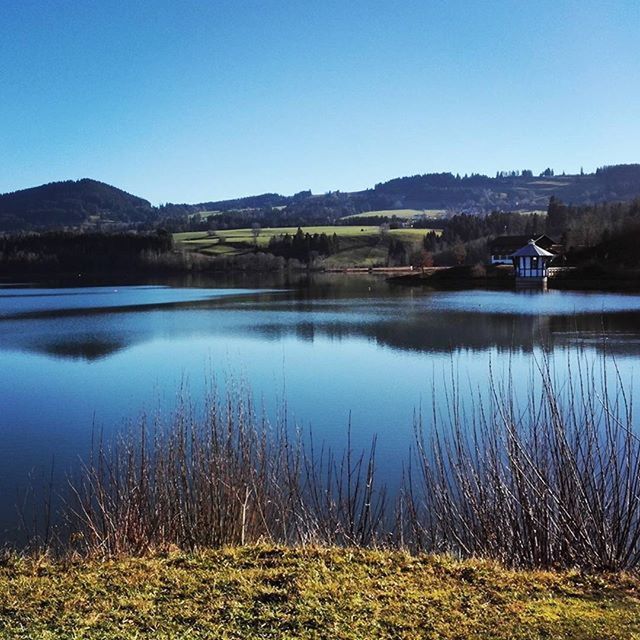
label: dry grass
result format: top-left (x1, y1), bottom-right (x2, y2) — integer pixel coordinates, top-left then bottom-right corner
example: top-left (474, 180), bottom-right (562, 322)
top-left (1, 545), bottom-right (639, 639)
top-left (6, 357), bottom-right (640, 637)
top-left (58, 386), bottom-right (385, 556)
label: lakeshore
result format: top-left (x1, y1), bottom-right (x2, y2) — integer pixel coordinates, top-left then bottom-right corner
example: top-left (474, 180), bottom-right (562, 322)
top-left (386, 265), bottom-right (640, 292)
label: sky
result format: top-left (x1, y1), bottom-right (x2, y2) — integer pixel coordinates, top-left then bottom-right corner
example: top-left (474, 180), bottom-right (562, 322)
top-left (1, 0), bottom-right (639, 204)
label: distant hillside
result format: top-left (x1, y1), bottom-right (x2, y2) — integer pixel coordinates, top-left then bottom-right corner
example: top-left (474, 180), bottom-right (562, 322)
top-left (371, 165), bottom-right (640, 212)
top-left (3, 165), bottom-right (640, 231)
top-left (0, 179), bottom-right (154, 231)
top-left (161, 164), bottom-right (640, 228)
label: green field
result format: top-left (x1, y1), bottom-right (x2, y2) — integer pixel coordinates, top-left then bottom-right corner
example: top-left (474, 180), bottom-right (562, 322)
top-left (175, 226), bottom-right (437, 265)
top-left (192, 209), bottom-right (222, 218)
top-left (1, 545), bottom-right (638, 639)
top-left (321, 244), bottom-right (390, 268)
top-left (340, 208), bottom-right (446, 220)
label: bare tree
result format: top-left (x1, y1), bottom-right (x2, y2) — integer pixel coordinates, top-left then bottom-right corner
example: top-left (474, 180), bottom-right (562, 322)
top-left (251, 222), bottom-right (261, 246)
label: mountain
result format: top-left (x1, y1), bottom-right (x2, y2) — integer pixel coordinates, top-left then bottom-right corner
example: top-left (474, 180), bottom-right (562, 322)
top-left (162, 165), bottom-right (640, 223)
top-left (0, 179), bottom-right (155, 231)
top-left (3, 165), bottom-right (640, 232)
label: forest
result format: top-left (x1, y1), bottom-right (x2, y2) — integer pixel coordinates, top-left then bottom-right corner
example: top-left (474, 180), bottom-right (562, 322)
top-left (4, 195), bottom-right (640, 274)
top-left (0, 231), bottom-right (173, 273)
top-left (0, 179), bottom-right (154, 231)
top-left (422, 197), bottom-right (640, 269)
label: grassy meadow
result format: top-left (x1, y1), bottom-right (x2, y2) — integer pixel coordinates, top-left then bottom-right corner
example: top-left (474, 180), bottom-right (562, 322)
top-left (2, 546), bottom-right (639, 639)
top-left (339, 208), bottom-right (446, 220)
top-left (174, 225), bottom-right (437, 267)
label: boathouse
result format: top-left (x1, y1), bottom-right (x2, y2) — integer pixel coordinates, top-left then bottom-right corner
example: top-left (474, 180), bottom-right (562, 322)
top-left (511, 239), bottom-right (555, 284)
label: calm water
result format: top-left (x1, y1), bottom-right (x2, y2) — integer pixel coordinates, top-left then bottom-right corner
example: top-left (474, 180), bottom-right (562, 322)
top-left (2, 274), bottom-right (640, 541)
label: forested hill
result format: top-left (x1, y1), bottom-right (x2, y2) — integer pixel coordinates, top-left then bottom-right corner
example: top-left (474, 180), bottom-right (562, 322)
top-left (0, 179), bottom-right (154, 231)
top-left (372, 164), bottom-right (640, 212)
top-left (3, 165), bottom-right (640, 231)
top-left (160, 164), bottom-right (640, 222)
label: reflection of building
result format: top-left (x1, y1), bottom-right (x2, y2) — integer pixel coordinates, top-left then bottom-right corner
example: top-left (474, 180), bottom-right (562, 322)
top-left (489, 234), bottom-right (556, 265)
top-left (512, 239), bottom-right (555, 285)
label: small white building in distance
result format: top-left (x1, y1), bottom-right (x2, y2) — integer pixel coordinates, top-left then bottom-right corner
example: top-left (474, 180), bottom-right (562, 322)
top-left (512, 239), bottom-right (555, 285)
top-left (489, 234), bottom-right (557, 265)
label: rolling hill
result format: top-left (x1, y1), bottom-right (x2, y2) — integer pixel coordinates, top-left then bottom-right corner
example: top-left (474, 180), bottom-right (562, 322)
top-left (159, 164), bottom-right (640, 224)
top-left (3, 164), bottom-right (640, 231)
top-left (0, 178), bottom-right (155, 231)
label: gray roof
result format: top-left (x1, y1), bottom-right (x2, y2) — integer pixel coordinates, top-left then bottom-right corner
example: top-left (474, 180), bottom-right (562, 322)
top-left (511, 239), bottom-right (555, 258)
top-left (490, 234), bottom-right (556, 253)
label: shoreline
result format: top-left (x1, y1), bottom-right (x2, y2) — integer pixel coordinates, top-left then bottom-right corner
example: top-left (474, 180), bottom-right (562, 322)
top-left (386, 266), bottom-right (640, 293)
top-left (2, 262), bottom-right (639, 293)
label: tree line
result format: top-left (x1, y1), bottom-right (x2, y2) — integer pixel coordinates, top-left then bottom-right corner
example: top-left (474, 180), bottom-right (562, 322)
top-left (266, 228), bottom-right (341, 262)
top-left (420, 195), bottom-right (640, 269)
top-left (0, 231), bottom-right (173, 273)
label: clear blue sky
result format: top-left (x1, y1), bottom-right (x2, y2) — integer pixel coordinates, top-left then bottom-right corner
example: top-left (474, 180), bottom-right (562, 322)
top-left (1, 0), bottom-right (638, 204)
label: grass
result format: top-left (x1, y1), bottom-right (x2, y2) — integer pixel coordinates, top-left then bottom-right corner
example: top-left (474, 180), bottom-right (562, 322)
top-left (1, 545), bottom-right (638, 639)
top-left (188, 210), bottom-right (222, 220)
top-left (197, 243), bottom-right (241, 256)
top-left (4, 359), bottom-right (640, 637)
top-left (174, 227), bottom-right (436, 261)
top-left (321, 245), bottom-right (390, 268)
top-left (176, 226), bottom-right (430, 245)
top-left (340, 208), bottom-right (446, 220)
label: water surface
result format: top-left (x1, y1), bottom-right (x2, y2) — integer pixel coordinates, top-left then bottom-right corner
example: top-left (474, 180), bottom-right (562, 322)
top-left (2, 275), bottom-right (640, 542)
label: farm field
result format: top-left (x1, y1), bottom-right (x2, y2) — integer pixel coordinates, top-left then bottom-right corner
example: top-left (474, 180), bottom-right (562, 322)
top-left (340, 208), bottom-right (446, 220)
top-left (187, 205), bottom-right (289, 221)
top-left (174, 226), bottom-right (437, 265)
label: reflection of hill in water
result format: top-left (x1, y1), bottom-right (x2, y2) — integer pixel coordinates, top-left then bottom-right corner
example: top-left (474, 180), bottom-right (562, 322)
top-left (252, 310), bottom-right (640, 356)
top-left (34, 337), bottom-right (127, 361)
top-left (3, 284), bottom-right (640, 360)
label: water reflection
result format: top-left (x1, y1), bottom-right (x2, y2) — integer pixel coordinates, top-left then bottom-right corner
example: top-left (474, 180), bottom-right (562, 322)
top-left (2, 281), bottom-right (640, 360)
top-left (34, 336), bottom-right (127, 361)
top-left (2, 276), bottom-right (640, 543)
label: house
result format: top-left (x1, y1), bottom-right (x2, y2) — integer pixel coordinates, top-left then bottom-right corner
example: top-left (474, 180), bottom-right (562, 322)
top-left (512, 239), bottom-right (555, 285)
top-left (489, 234), bottom-right (557, 265)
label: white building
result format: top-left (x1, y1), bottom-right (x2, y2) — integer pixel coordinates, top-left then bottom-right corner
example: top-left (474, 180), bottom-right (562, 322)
top-left (489, 234), bottom-right (556, 265)
top-left (511, 239), bottom-right (555, 285)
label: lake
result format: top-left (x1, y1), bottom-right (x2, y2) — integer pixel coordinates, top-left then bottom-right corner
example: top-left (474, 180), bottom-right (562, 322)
top-left (2, 274), bottom-right (640, 543)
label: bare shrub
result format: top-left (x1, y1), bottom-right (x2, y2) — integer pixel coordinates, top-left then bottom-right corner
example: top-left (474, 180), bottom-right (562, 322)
top-left (64, 385), bottom-right (386, 556)
top-left (61, 353), bottom-right (640, 571)
top-left (403, 353), bottom-right (640, 570)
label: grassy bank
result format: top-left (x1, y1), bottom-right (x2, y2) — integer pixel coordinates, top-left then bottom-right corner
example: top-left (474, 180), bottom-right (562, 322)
top-left (2, 545), bottom-right (639, 639)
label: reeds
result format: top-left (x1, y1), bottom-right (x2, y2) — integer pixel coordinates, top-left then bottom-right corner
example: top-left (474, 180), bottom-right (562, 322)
top-left (65, 383), bottom-right (385, 556)
top-left (404, 353), bottom-right (640, 570)
top-left (61, 353), bottom-right (640, 570)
